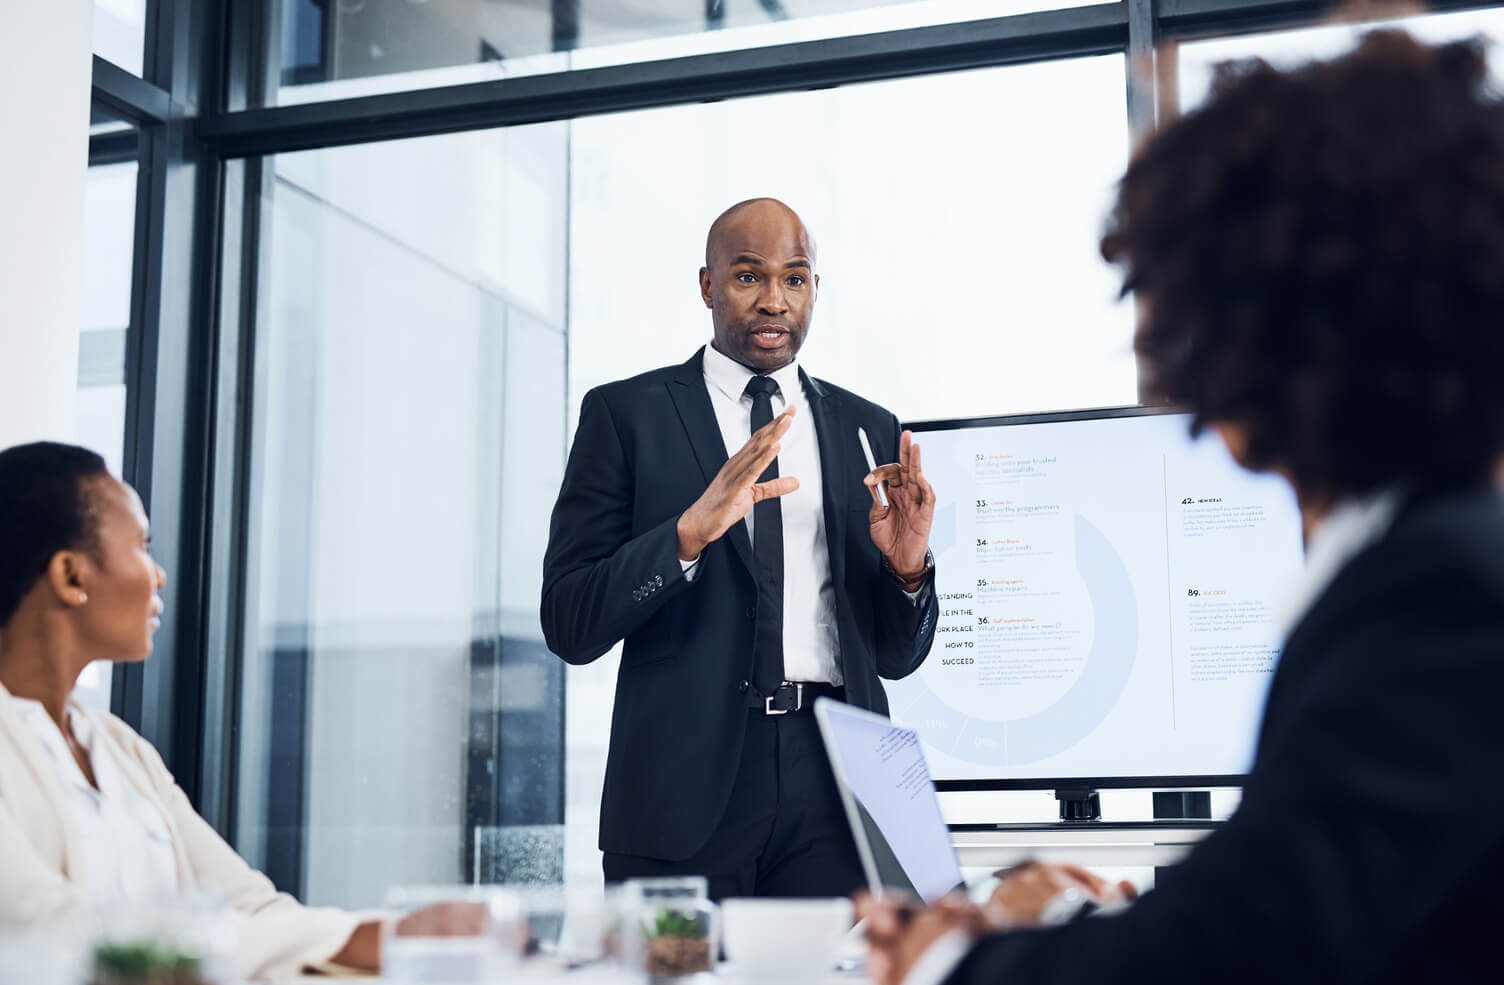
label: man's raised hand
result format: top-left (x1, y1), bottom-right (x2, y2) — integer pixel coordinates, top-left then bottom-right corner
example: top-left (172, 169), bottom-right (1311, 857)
top-left (866, 430), bottom-right (936, 582)
top-left (676, 405), bottom-right (799, 562)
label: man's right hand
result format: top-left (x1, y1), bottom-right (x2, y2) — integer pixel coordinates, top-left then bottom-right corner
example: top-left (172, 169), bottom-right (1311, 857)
top-left (986, 860), bottom-right (1138, 927)
top-left (676, 404), bottom-right (800, 561)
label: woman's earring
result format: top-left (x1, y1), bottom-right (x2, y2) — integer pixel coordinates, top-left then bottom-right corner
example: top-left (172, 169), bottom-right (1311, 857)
top-left (77, 593), bottom-right (88, 605)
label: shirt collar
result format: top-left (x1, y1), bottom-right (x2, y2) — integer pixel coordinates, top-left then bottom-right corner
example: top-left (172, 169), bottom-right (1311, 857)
top-left (11, 696), bottom-right (96, 793)
top-left (1274, 487), bottom-right (1403, 638)
top-left (701, 342), bottom-right (803, 406)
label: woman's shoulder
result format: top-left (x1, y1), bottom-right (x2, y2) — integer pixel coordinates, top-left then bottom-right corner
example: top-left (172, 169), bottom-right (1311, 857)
top-left (1318, 488), bottom-right (1504, 615)
top-left (76, 706), bottom-right (171, 775)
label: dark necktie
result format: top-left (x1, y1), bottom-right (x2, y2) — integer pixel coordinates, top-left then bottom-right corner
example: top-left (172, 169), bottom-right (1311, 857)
top-left (744, 375), bottom-right (785, 695)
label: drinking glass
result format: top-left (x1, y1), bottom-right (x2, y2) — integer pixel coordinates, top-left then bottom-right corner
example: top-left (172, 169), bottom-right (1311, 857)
top-left (382, 885), bottom-right (525, 985)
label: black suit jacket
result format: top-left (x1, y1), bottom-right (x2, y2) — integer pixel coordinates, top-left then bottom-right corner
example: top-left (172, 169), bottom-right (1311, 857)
top-left (946, 487), bottom-right (1504, 985)
top-left (541, 348), bottom-right (939, 860)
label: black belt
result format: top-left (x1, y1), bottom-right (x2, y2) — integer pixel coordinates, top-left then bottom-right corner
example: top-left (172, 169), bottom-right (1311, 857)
top-left (747, 681), bottom-right (844, 715)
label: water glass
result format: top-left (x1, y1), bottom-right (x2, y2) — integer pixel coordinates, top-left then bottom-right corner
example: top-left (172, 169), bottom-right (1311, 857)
top-left (382, 885), bottom-right (525, 985)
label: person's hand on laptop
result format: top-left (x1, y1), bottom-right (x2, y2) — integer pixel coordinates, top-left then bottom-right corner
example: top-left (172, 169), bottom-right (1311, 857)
top-left (987, 860), bottom-right (1138, 927)
top-left (857, 891), bottom-right (988, 985)
top-left (858, 865), bottom-right (1138, 985)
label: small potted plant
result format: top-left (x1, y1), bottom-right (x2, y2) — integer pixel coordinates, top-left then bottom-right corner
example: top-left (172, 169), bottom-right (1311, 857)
top-left (91, 941), bottom-right (209, 985)
top-left (642, 904), bottom-right (713, 980)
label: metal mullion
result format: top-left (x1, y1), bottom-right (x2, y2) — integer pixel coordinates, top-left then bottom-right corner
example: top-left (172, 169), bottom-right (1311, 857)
top-left (196, 3), bottom-right (1130, 157)
top-left (88, 127), bottom-right (141, 167)
top-left (113, 0), bottom-right (231, 813)
top-left (1128, 0), bottom-right (1157, 406)
top-left (92, 56), bottom-right (173, 126)
top-left (197, 155), bottom-right (260, 837)
top-left (224, 0), bottom-right (278, 114)
top-left (1126, 0), bottom-right (1158, 140)
top-left (114, 121), bottom-right (167, 730)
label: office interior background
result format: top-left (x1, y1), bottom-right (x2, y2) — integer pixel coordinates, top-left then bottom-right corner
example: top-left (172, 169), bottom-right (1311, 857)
top-left (7, 0), bottom-right (1504, 910)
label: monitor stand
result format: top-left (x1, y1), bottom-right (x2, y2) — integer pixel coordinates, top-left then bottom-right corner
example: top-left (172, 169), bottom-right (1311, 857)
top-left (1055, 787), bottom-right (1101, 822)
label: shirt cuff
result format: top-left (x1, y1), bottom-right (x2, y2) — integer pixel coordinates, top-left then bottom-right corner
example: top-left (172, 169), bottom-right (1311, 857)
top-left (680, 555), bottom-right (701, 582)
top-left (901, 929), bottom-right (972, 985)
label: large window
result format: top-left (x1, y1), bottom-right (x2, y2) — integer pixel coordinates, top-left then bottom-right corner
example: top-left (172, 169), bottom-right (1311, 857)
top-left (75, 149), bottom-right (139, 713)
top-left (234, 125), bottom-right (569, 905)
top-left (564, 52), bottom-right (1134, 885)
top-left (568, 54), bottom-right (1134, 422)
top-left (100, 0), bottom-right (1501, 907)
top-left (257, 0), bottom-right (1102, 105)
top-left (228, 48), bottom-right (1134, 903)
top-left (93, 0), bottom-right (147, 75)
top-left (1179, 7), bottom-right (1504, 108)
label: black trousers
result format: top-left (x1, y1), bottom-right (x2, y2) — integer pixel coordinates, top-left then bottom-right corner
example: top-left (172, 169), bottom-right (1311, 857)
top-left (603, 707), bottom-right (865, 901)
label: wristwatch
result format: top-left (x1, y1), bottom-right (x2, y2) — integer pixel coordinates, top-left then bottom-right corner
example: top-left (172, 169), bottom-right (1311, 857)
top-left (885, 548), bottom-right (935, 589)
top-left (1038, 886), bottom-right (1094, 926)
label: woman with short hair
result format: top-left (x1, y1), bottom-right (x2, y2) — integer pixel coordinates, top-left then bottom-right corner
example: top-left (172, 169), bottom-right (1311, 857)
top-left (0, 441), bottom-right (461, 978)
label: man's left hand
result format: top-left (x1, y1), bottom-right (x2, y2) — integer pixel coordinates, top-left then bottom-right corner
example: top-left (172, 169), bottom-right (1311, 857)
top-left (866, 430), bottom-right (936, 581)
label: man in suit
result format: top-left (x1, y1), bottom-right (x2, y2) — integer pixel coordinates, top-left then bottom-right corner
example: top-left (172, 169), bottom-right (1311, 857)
top-left (860, 30), bottom-right (1504, 985)
top-left (541, 198), bottom-right (938, 899)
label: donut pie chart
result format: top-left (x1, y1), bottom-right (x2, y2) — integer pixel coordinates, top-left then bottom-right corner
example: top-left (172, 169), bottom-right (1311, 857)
top-left (903, 513), bottom-right (1139, 766)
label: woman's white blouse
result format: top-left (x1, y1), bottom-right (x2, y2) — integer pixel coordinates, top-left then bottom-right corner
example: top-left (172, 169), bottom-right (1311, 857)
top-left (11, 698), bottom-right (179, 902)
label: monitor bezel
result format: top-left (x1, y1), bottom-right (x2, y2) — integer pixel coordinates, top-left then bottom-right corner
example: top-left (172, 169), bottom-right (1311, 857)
top-left (902, 402), bottom-right (1279, 793)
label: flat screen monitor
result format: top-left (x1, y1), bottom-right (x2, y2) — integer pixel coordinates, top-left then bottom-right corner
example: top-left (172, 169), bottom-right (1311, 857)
top-left (885, 406), bottom-right (1304, 789)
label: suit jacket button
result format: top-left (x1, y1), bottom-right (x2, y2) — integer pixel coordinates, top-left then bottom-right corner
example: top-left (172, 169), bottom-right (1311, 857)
top-left (654, 574), bottom-right (664, 587)
top-left (633, 589), bottom-right (642, 601)
top-left (739, 680), bottom-right (749, 692)
top-left (744, 607), bottom-right (754, 618)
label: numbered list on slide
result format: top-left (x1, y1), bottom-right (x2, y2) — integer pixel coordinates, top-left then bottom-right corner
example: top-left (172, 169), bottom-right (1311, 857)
top-left (886, 415), bottom-right (1303, 782)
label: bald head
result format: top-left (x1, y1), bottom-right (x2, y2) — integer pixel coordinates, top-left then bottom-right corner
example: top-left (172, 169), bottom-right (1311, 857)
top-left (705, 198), bottom-right (817, 270)
top-left (699, 198), bottom-right (819, 374)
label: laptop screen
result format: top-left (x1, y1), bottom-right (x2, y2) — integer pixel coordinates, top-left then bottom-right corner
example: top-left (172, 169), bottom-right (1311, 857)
top-left (815, 699), bottom-right (966, 903)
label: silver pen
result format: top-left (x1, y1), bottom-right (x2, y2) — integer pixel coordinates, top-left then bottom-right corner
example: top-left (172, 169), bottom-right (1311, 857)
top-left (857, 427), bottom-right (889, 508)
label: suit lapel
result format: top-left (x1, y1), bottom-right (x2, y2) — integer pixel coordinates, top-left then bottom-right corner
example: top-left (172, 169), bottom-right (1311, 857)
top-left (667, 348), bottom-right (755, 576)
top-left (802, 369), bottom-right (849, 593)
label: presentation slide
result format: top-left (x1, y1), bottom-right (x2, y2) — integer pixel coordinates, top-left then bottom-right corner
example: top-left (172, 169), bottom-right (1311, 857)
top-left (885, 411), bottom-right (1304, 783)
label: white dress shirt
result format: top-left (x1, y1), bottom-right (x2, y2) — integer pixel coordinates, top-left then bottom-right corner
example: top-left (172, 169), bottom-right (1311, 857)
top-left (688, 342), bottom-right (843, 685)
top-left (1274, 487), bottom-right (1402, 637)
top-left (12, 698), bottom-right (179, 903)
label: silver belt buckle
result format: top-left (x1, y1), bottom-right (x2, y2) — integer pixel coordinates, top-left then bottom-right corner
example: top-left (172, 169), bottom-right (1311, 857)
top-left (764, 682), bottom-right (802, 716)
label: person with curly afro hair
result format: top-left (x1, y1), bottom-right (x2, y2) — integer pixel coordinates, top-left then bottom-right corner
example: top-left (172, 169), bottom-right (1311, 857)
top-left (1108, 29), bottom-right (1504, 513)
top-left (860, 30), bottom-right (1504, 985)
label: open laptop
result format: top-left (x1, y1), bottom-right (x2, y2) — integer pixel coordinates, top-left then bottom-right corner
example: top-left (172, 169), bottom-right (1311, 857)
top-left (814, 698), bottom-right (967, 903)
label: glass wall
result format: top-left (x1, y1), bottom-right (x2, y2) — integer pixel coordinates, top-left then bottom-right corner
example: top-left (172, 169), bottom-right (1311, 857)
top-left (1179, 7), bottom-right (1504, 108)
top-left (258, 0), bottom-right (1100, 105)
top-left (93, 0), bottom-right (147, 74)
top-left (233, 48), bottom-right (1136, 902)
top-left (234, 125), bottom-right (570, 906)
top-left (84, 0), bottom-right (1504, 918)
top-left (75, 155), bottom-right (139, 713)
top-left (568, 54), bottom-right (1133, 422)
top-left (563, 52), bottom-right (1134, 884)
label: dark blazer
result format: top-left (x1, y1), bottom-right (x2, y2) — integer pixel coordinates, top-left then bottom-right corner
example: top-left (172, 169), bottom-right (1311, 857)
top-left (946, 486), bottom-right (1504, 985)
top-left (541, 348), bottom-right (939, 860)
